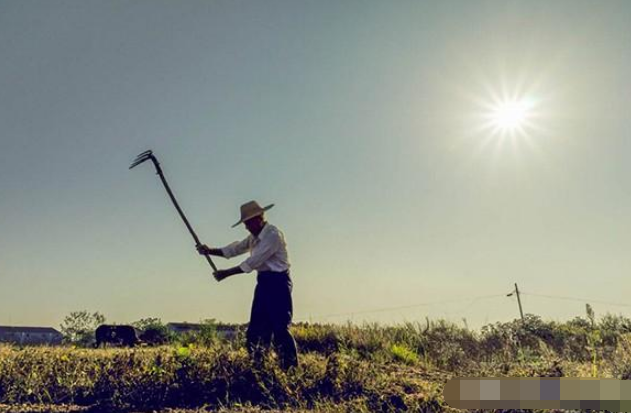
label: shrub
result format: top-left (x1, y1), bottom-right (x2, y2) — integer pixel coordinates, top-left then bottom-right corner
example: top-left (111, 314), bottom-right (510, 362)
top-left (292, 323), bottom-right (340, 354)
top-left (59, 311), bottom-right (105, 347)
top-left (389, 343), bottom-right (418, 365)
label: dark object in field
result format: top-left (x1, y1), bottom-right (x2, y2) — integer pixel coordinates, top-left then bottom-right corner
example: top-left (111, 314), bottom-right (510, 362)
top-left (129, 150), bottom-right (217, 273)
top-left (139, 326), bottom-right (170, 345)
top-left (94, 325), bottom-right (141, 348)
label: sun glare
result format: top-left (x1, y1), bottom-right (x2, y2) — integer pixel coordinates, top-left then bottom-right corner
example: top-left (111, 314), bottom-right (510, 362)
top-left (489, 99), bottom-right (533, 133)
top-left (466, 86), bottom-right (547, 160)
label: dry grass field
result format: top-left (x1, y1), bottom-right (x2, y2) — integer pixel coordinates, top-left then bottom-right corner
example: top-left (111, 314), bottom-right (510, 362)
top-left (1, 314), bottom-right (630, 412)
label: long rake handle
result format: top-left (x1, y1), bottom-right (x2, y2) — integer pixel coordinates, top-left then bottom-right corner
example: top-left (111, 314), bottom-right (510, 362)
top-left (152, 159), bottom-right (218, 272)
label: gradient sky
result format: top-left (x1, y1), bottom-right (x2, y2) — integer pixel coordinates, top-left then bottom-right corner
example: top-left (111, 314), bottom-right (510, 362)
top-left (2, 1), bottom-right (631, 331)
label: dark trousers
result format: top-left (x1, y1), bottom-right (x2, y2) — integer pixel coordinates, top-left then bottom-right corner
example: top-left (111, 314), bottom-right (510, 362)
top-left (246, 270), bottom-right (298, 369)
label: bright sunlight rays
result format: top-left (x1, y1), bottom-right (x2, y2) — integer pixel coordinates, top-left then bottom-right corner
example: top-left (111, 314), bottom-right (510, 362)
top-left (490, 99), bottom-right (533, 133)
top-left (466, 78), bottom-right (549, 160)
top-left (481, 94), bottom-right (539, 141)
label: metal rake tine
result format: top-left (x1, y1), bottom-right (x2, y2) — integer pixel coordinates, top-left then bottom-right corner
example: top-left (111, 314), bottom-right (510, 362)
top-left (134, 151), bottom-right (153, 162)
top-left (130, 150), bottom-right (151, 161)
top-left (129, 160), bottom-right (147, 169)
top-left (136, 149), bottom-right (153, 157)
top-left (129, 155), bottom-right (153, 169)
top-left (131, 150), bottom-right (153, 162)
top-left (132, 152), bottom-right (153, 162)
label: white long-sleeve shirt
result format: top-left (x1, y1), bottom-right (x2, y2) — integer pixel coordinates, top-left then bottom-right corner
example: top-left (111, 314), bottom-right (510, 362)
top-left (220, 223), bottom-right (291, 273)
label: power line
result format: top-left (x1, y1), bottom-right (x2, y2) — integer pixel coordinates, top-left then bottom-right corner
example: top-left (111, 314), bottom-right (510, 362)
top-left (295, 289), bottom-right (631, 323)
top-left (441, 295), bottom-right (504, 316)
top-left (296, 293), bottom-right (507, 322)
top-left (521, 292), bottom-right (631, 308)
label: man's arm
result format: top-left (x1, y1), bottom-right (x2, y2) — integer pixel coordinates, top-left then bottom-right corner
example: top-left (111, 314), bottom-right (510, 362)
top-left (197, 239), bottom-right (250, 282)
top-left (198, 246), bottom-right (245, 282)
top-left (196, 245), bottom-right (226, 257)
top-left (197, 234), bottom-right (252, 258)
top-left (213, 265), bottom-right (244, 281)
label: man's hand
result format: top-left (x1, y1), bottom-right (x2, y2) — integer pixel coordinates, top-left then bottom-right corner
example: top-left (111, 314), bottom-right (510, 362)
top-left (213, 266), bottom-right (244, 282)
top-left (197, 244), bottom-right (226, 257)
top-left (213, 270), bottom-right (230, 282)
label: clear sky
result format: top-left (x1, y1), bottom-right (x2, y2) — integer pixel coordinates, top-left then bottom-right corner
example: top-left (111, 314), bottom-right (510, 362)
top-left (2, 1), bottom-right (631, 331)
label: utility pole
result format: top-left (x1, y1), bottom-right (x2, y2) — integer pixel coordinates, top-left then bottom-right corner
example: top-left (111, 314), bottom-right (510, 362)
top-left (507, 283), bottom-right (525, 322)
top-left (515, 283), bottom-right (524, 322)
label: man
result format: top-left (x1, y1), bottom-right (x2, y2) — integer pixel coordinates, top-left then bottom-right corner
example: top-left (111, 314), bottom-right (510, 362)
top-left (197, 200), bottom-right (298, 369)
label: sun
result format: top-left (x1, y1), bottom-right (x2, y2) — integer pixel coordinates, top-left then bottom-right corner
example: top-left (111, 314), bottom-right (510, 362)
top-left (455, 61), bottom-right (554, 160)
top-left (464, 87), bottom-right (547, 160)
top-left (488, 98), bottom-right (534, 134)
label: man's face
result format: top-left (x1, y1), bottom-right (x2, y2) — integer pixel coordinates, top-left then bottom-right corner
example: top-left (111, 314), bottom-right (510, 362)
top-left (244, 215), bottom-right (264, 235)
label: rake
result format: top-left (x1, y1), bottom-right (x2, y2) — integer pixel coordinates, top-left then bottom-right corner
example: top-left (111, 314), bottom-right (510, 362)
top-left (129, 150), bottom-right (218, 272)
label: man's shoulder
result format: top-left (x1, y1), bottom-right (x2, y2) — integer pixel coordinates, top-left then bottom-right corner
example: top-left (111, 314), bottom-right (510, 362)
top-left (261, 223), bottom-right (284, 238)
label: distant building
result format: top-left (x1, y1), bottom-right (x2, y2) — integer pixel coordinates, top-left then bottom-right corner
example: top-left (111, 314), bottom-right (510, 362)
top-left (0, 326), bottom-right (63, 345)
top-left (216, 324), bottom-right (239, 340)
top-left (167, 322), bottom-right (203, 335)
top-left (167, 322), bottom-right (238, 340)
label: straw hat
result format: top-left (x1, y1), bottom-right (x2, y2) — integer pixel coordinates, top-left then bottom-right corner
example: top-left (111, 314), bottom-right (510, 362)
top-left (232, 200), bottom-right (274, 228)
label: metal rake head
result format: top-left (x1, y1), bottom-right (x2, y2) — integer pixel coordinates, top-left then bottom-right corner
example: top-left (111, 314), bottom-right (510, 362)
top-left (129, 150), bottom-right (155, 169)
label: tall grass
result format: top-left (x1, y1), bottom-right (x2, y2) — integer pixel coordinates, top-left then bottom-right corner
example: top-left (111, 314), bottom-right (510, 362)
top-left (1, 313), bottom-right (630, 411)
top-left (0, 345), bottom-right (440, 411)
